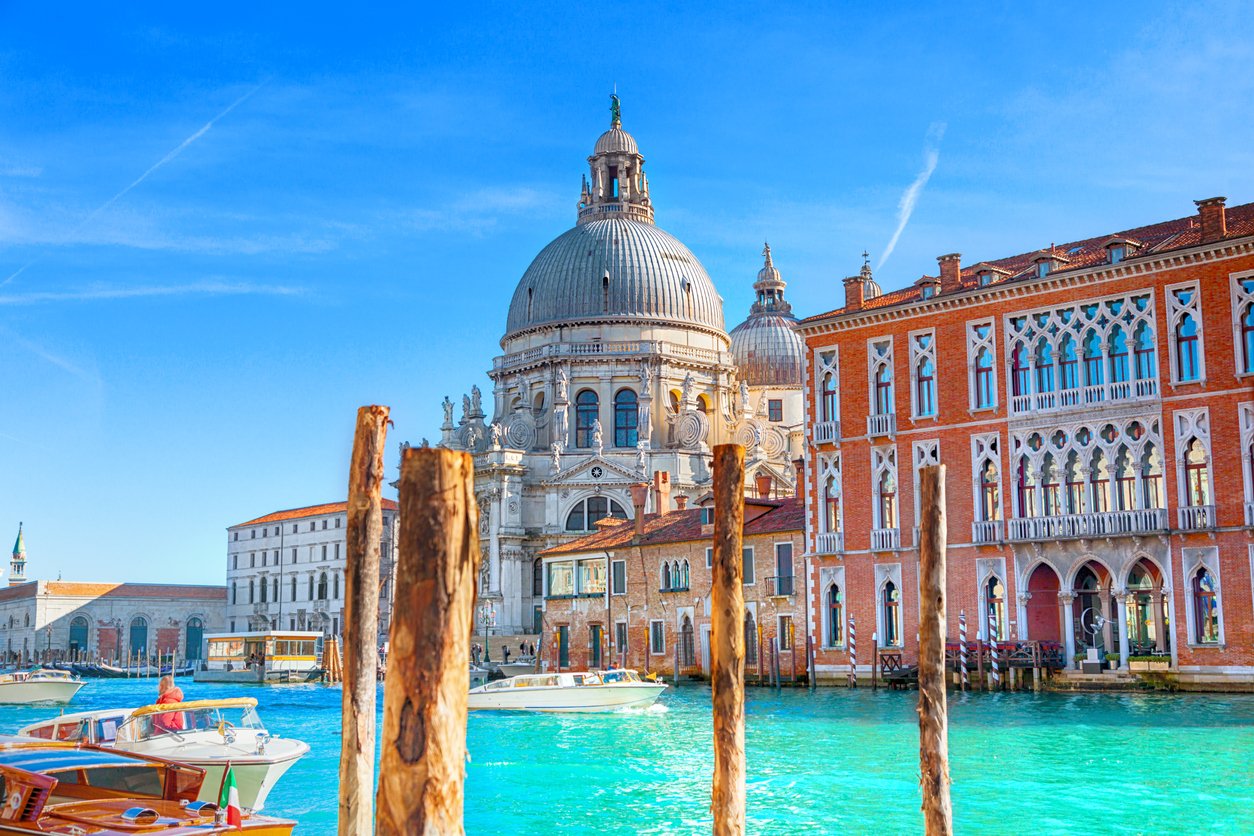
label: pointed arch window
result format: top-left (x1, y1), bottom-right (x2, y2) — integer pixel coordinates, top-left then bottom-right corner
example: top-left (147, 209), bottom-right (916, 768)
top-left (823, 476), bottom-right (841, 533)
top-left (881, 581), bottom-right (901, 648)
top-left (1109, 326), bottom-right (1130, 383)
top-left (980, 460), bottom-right (1000, 521)
top-left (661, 562), bottom-right (671, 591)
top-left (1192, 568), bottom-right (1219, 644)
top-left (1141, 443), bottom-right (1165, 509)
top-left (1017, 458), bottom-right (1037, 518)
top-left (317, 572), bottom-right (329, 601)
top-left (1041, 454), bottom-right (1061, 516)
top-left (1114, 446), bottom-right (1136, 511)
top-left (1089, 449), bottom-right (1111, 514)
top-left (1133, 322), bottom-right (1156, 380)
top-left (613, 389), bottom-right (638, 448)
top-left (1242, 299), bottom-right (1254, 373)
top-left (821, 371), bottom-right (838, 421)
top-left (1184, 438), bottom-right (1210, 507)
top-left (985, 576), bottom-right (1006, 641)
top-left (826, 585), bottom-right (843, 647)
top-left (974, 347), bottom-right (994, 408)
top-left (1011, 343), bottom-right (1031, 397)
top-left (575, 390), bottom-right (599, 448)
top-left (1034, 341), bottom-right (1055, 394)
top-left (1083, 332), bottom-right (1104, 388)
top-left (1059, 334), bottom-right (1080, 390)
top-left (877, 470), bottom-right (897, 530)
top-left (910, 332), bottom-right (937, 418)
top-left (873, 367), bottom-right (892, 415)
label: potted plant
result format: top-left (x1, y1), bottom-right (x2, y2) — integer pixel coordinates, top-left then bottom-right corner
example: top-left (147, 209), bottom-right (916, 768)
top-left (1104, 653), bottom-right (1120, 669)
top-left (1128, 655), bottom-right (1170, 672)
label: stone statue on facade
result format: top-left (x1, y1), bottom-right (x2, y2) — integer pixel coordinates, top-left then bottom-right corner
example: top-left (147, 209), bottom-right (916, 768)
top-left (550, 442), bottom-right (562, 474)
top-left (471, 385), bottom-right (483, 415)
top-left (681, 372), bottom-right (694, 407)
top-left (636, 442), bottom-right (647, 476)
top-left (489, 422), bottom-right (502, 448)
top-left (462, 394), bottom-right (472, 423)
top-left (757, 392), bottom-right (768, 418)
top-left (740, 381), bottom-right (751, 416)
top-left (639, 362), bottom-right (652, 397)
top-left (592, 418), bottom-right (604, 457)
top-left (556, 366), bottom-right (569, 401)
top-left (442, 396), bottom-right (454, 427)
top-left (465, 424), bottom-right (483, 450)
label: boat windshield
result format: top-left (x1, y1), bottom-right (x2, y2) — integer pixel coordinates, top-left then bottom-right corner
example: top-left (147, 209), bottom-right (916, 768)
top-left (117, 704), bottom-right (264, 743)
top-left (599, 670), bottom-right (641, 683)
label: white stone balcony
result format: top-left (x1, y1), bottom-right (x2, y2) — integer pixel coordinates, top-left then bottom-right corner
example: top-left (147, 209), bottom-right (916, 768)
top-left (813, 420), bottom-right (840, 445)
top-left (815, 531), bottom-right (843, 554)
top-left (1178, 504), bottom-right (1216, 531)
top-left (1007, 508), bottom-right (1167, 542)
top-left (867, 413), bottom-right (896, 438)
top-left (1245, 501), bottom-right (1254, 527)
top-left (1009, 378), bottom-right (1158, 418)
top-left (971, 520), bottom-right (1003, 544)
top-left (870, 527), bottom-right (900, 552)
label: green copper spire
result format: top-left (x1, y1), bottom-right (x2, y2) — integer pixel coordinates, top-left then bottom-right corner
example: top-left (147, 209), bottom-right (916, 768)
top-left (610, 93), bottom-right (621, 128)
top-left (12, 523), bottom-right (23, 557)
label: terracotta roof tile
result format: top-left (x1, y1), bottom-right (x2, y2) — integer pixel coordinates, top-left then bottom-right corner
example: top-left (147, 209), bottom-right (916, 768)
top-left (0, 581), bottom-right (225, 603)
top-left (801, 201), bottom-right (1254, 323)
top-left (233, 499), bottom-right (399, 528)
top-left (539, 496), bottom-right (804, 557)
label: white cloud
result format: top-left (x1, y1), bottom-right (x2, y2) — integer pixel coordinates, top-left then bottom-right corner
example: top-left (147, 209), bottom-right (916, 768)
top-left (878, 122), bottom-right (946, 270)
top-left (0, 281), bottom-right (303, 306)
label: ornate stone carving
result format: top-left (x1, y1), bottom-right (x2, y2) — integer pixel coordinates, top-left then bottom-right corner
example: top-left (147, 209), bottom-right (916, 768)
top-left (550, 442), bottom-right (563, 474)
top-left (470, 385), bottom-right (483, 416)
top-left (441, 396), bottom-right (454, 427)
top-left (592, 418), bottom-right (604, 456)
top-left (556, 366), bottom-right (569, 401)
top-left (675, 410), bottom-right (709, 450)
top-left (489, 422), bottom-right (503, 448)
top-left (506, 413), bottom-right (537, 450)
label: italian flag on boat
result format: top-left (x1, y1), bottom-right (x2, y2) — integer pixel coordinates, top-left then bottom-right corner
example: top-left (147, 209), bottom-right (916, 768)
top-left (219, 764), bottom-right (243, 828)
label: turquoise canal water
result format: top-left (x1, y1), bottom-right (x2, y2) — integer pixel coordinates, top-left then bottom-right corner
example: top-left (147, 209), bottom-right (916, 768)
top-left (1, 679), bottom-right (1251, 834)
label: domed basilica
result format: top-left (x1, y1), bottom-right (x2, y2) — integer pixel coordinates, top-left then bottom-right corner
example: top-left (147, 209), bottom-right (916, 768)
top-left (435, 98), bottom-right (806, 634)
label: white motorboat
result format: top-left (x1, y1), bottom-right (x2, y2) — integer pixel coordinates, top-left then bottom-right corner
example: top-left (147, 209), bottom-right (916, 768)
top-left (0, 668), bottom-right (84, 704)
top-left (494, 659), bottom-right (538, 678)
top-left (468, 669), bottom-right (666, 712)
top-left (19, 697), bottom-right (308, 811)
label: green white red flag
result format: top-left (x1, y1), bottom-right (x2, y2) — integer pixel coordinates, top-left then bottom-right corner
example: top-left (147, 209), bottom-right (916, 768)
top-left (218, 764), bottom-right (243, 828)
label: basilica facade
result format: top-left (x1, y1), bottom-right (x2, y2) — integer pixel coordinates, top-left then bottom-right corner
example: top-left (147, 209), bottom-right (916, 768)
top-left (435, 100), bottom-right (806, 635)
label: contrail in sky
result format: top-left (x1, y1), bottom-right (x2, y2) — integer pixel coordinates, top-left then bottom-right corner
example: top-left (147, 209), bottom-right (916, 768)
top-left (878, 122), bottom-right (946, 270)
top-left (1, 82), bottom-right (267, 287)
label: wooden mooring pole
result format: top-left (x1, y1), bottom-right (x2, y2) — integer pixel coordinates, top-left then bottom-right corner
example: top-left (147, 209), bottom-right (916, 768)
top-left (710, 444), bottom-right (746, 836)
top-left (375, 447), bottom-right (480, 835)
top-left (917, 464), bottom-right (953, 835)
top-left (339, 405), bottom-right (389, 836)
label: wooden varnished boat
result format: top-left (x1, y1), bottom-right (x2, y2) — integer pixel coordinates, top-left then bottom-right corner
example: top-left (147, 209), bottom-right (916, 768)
top-left (0, 735), bottom-right (295, 834)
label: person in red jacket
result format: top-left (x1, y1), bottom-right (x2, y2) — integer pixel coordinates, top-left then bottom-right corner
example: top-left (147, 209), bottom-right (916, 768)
top-left (153, 675), bottom-right (185, 733)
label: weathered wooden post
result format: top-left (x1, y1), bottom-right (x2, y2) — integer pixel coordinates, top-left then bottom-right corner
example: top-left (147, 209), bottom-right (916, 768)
top-left (375, 447), bottom-right (480, 836)
top-left (710, 444), bottom-right (746, 836)
top-left (339, 405), bottom-right (389, 836)
top-left (917, 464), bottom-right (952, 835)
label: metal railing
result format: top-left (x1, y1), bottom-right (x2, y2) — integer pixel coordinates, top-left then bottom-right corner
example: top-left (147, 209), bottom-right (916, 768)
top-left (1007, 508), bottom-right (1166, 541)
top-left (767, 576), bottom-right (795, 596)
top-left (971, 520), bottom-right (1003, 544)
top-left (813, 420), bottom-right (840, 445)
top-left (496, 339), bottom-right (725, 370)
top-left (815, 531), bottom-right (843, 554)
top-left (1009, 377), bottom-right (1158, 417)
top-left (1177, 504), bottom-right (1215, 531)
top-left (870, 527), bottom-right (900, 551)
top-left (866, 413), bottom-right (896, 438)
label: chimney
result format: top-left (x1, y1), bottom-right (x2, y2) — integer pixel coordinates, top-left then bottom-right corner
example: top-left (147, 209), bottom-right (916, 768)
top-left (674, 495), bottom-right (688, 511)
top-left (755, 472), bottom-right (773, 499)
top-left (793, 458), bottom-right (805, 504)
top-left (630, 482), bottom-right (650, 538)
top-left (938, 253), bottom-right (962, 294)
top-left (842, 275), bottom-right (864, 311)
top-left (1195, 197), bottom-right (1227, 244)
top-left (652, 470), bottom-right (671, 515)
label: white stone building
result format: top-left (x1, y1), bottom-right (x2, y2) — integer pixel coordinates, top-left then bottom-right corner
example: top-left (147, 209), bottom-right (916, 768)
top-left (225, 500), bottom-right (399, 643)
top-left (429, 98), bottom-right (806, 634)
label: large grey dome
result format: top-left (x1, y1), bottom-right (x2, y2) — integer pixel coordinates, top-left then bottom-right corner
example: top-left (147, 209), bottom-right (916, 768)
top-left (504, 218), bottom-right (726, 339)
top-left (729, 313), bottom-right (803, 386)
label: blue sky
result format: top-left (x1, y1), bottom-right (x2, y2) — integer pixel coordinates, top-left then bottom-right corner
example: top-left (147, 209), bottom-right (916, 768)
top-left (1, 3), bottom-right (1251, 584)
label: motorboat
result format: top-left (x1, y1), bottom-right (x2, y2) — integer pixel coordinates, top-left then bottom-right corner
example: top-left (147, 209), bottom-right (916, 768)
top-left (0, 735), bottom-right (295, 833)
top-left (19, 697), bottom-right (308, 811)
top-left (468, 669), bottom-right (666, 712)
top-left (494, 659), bottom-right (538, 678)
top-left (195, 630), bottom-right (324, 684)
top-left (0, 667), bottom-right (85, 704)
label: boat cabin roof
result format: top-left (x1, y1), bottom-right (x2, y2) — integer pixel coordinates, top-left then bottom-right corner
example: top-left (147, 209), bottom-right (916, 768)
top-left (204, 630), bottom-right (322, 640)
top-left (130, 697), bottom-right (257, 717)
top-left (0, 745), bottom-right (153, 773)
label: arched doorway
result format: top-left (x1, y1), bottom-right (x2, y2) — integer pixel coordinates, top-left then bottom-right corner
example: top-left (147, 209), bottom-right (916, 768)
top-left (129, 617), bottom-right (149, 661)
top-left (1073, 562), bottom-right (1114, 654)
top-left (185, 617), bottom-right (205, 662)
top-left (744, 611), bottom-right (758, 666)
top-left (68, 616), bottom-right (89, 657)
top-left (1025, 564), bottom-right (1061, 642)
top-left (679, 616), bottom-right (694, 667)
top-left (1125, 559), bottom-right (1168, 654)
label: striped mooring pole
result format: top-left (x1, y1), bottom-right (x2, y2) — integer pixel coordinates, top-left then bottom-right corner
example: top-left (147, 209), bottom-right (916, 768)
top-left (989, 621), bottom-right (1001, 690)
top-left (959, 609), bottom-right (969, 691)
top-left (847, 615), bottom-right (857, 688)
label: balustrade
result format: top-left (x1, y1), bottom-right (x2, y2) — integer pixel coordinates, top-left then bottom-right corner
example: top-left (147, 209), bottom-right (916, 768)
top-left (870, 527), bottom-right (900, 552)
top-left (1010, 378), bottom-right (1158, 418)
top-left (1007, 508), bottom-right (1166, 541)
top-left (866, 413), bottom-right (896, 438)
top-left (1177, 504), bottom-right (1215, 531)
top-left (971, 519), bottom-right (1003, 544)
top-left (497, 339), bottom-right (723, 370)
top-left (813, 421), bottom-right (840, 445)
top-left (815, 531), bottom-right (843, 554)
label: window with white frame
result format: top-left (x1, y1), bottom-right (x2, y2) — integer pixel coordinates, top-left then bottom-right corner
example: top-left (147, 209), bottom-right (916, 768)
top-left (868, 338), bottom-right (894, 416)
top-left (880, 579), bottom-right (902, 647)
top-left (909, 330), bottom-right (938, 418)
top-left (1240, 403), bottom-right (1254, 523)
top-left (1166, 283), bottom-right (1204, 384)
top-left (742, 547), bottom-right (755, 586)
top-left (968, 319), bottom-right (997, 411)
top-left (872, 446), bottom-right (899, 530)
top-left (649, 620), bottom-right (665, 654)
top-left (816, 347), bottom-right (840, 423)
top-left (982, 574), bottom-right (1007, 640)
top-left (705, 547), bottom-right (713, 569)
top-left (911, 440), bottom-right (939, 529)
top-left (1173, 408), bottom-right (1212, 510)
top-left (1182, 547), bottom-right (1223, 646)
top-left (1232, 274), bottom-right (1254, 375)
top-left (610, 559), bottom-right (626, 595)
top-left (818, 453), bottom-right (842, 535)
top-left (823, 578), bottom-right (845, 648)
top-left (971, 434), bottom-right (1002, 522)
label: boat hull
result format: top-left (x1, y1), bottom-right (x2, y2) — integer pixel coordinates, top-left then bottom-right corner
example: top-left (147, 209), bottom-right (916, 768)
top-left (0, 680), bottom-right (84, 704)
top-left (468, 683), bottom-right (665, 713)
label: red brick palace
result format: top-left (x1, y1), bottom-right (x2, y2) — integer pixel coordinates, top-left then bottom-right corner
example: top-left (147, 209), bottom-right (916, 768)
top-left (798, 196), bottom-right (1254, 688)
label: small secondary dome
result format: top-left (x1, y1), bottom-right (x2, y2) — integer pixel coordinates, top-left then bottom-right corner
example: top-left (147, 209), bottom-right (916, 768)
top-left (728, 244), bottom-right (803, 386)
top-left (594, 127), bottom-right (639, 156)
